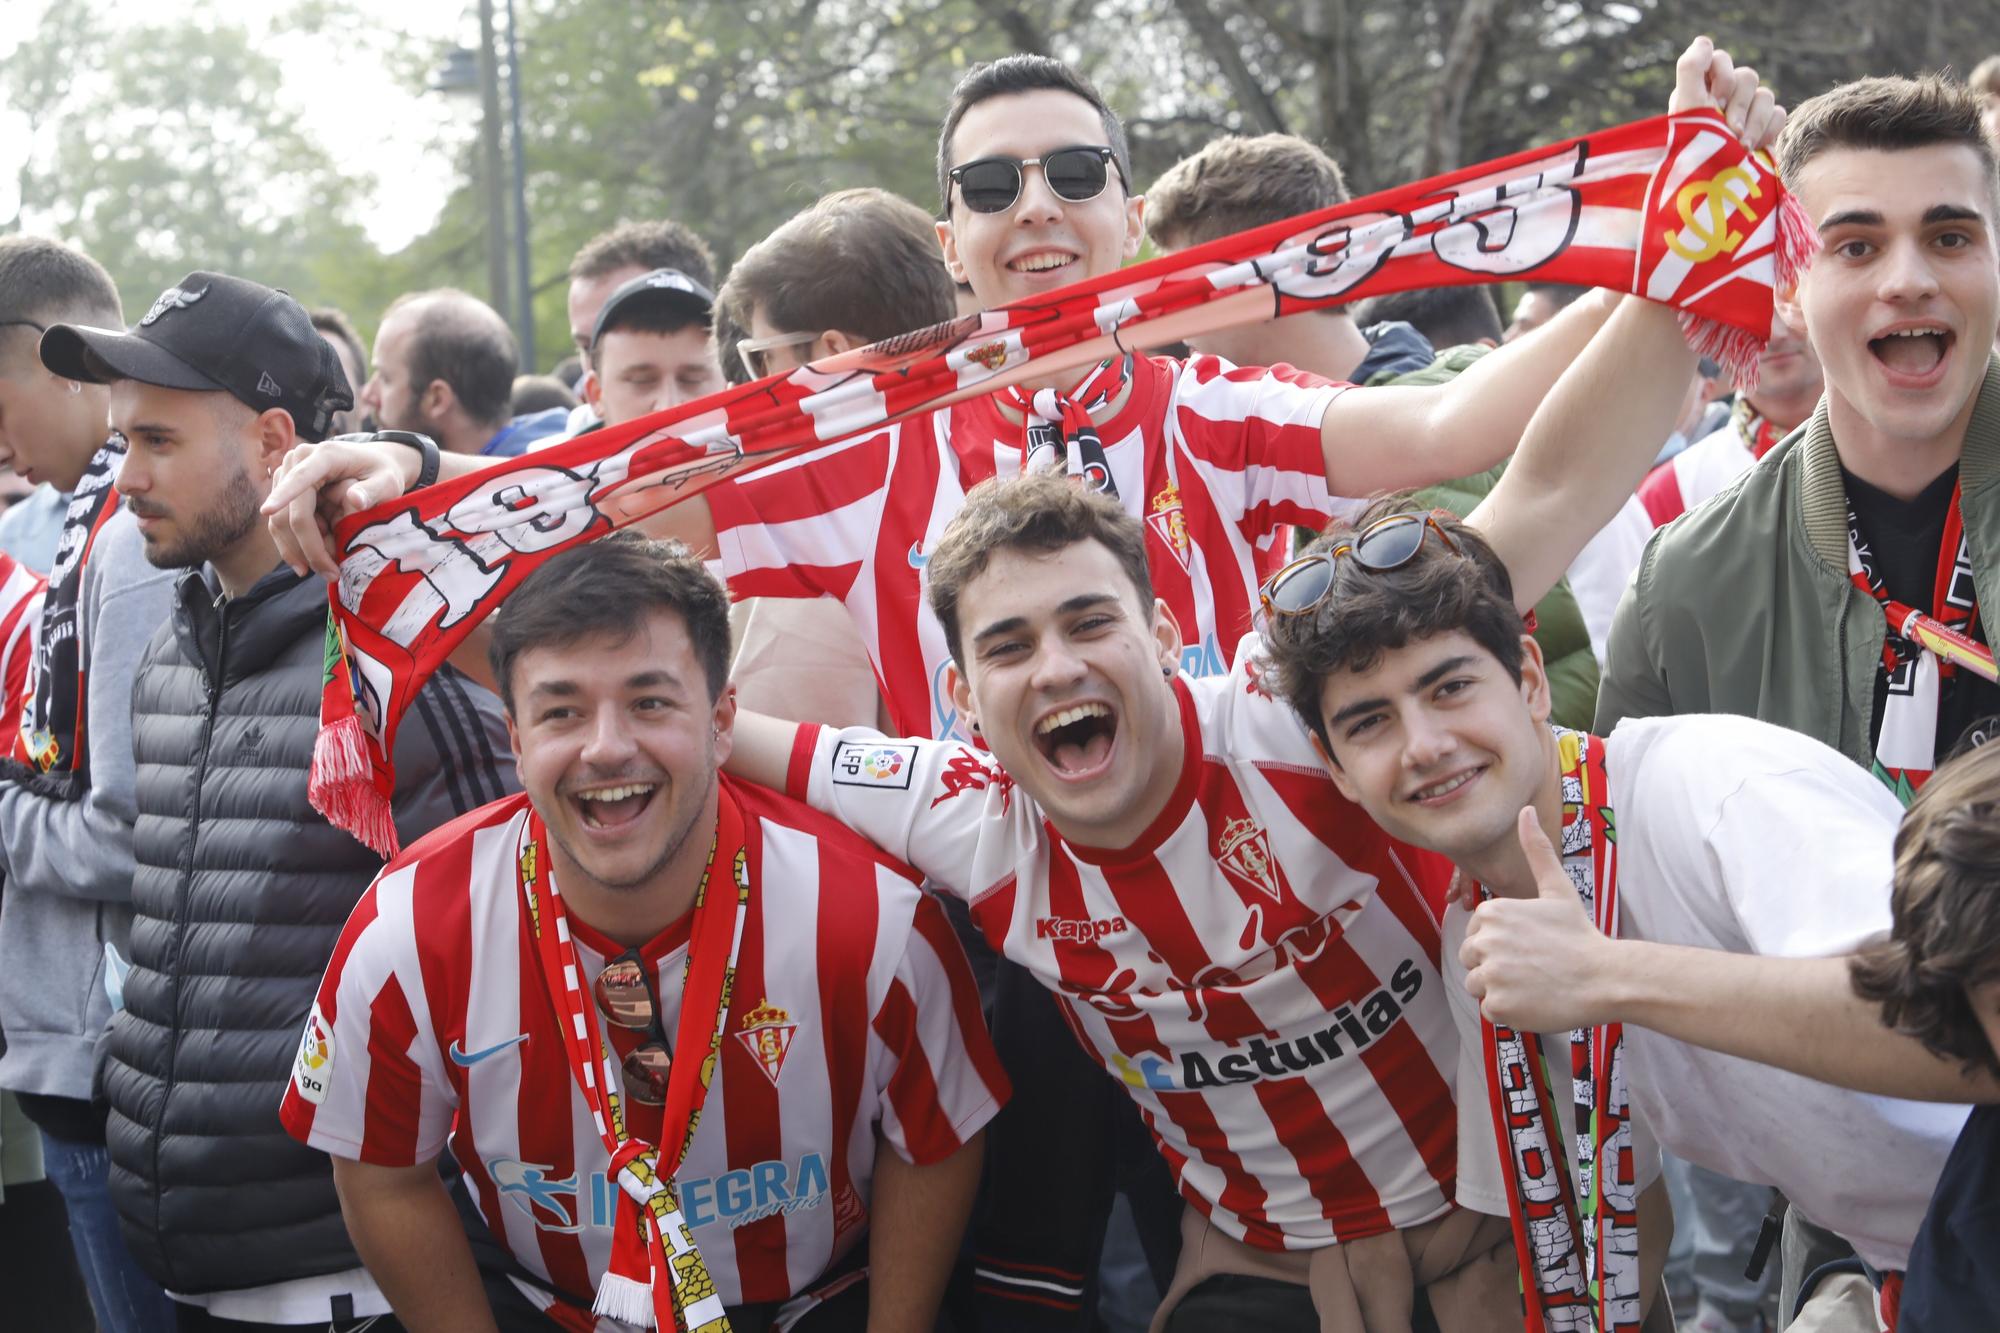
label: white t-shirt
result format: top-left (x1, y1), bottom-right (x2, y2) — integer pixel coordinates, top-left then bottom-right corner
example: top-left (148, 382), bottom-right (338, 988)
top-left (1453, 714), bottom-right (1966, 1273)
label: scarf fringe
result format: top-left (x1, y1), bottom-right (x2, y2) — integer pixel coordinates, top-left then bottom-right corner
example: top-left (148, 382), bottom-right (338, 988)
top-left (1685, 192), bottom-right (1816, 392)
top-left (308, 715), bottom-right (400, 859)
top-left (592, 1272), bottom-right (657, 1327)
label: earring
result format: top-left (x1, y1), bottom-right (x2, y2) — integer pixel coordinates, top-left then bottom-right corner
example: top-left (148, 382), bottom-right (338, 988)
top-left (1163, 664), bottom-right (1175, 678)
top-left (67, 379), bottom-right (81, 395)
top-left (969, 720), bottom-right (982, 736)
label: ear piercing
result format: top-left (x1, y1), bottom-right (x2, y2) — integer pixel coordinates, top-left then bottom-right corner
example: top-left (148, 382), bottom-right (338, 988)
top-left (1163, 664), bottom-right (1175, 678)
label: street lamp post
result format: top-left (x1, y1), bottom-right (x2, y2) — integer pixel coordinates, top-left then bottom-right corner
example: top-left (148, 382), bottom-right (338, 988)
top-left (435, 0), bottom-right (534, 372)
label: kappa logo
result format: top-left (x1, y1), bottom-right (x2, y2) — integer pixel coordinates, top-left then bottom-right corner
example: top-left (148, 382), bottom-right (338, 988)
top-left (290, 1003), bottom-right (333, 1104)
top-left (1147, 481), bottom-right (1191, 569)
top-left (1215, 816), bottom-right (1283, 903)
top-left (735, 998), bottom-right (798, 1088)
top-left (831, 740), bottom-right (917, 790)
top-left (141, 284), bottom-right (210, 326)
top-left (1035, 914), bottom-right (1128, 943)
top-left (930, 748), bottom-right (1012, 811)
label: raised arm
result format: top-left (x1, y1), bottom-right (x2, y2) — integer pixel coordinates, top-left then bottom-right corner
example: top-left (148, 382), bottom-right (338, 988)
top-left (723, 706), bottom-right (810, 792)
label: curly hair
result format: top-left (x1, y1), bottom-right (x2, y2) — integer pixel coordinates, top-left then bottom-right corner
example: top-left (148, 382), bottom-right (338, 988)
top-left (1850, 740), bottom-right (2000, 1078)
top-left (1258, 496), bottom-right (1523, 753)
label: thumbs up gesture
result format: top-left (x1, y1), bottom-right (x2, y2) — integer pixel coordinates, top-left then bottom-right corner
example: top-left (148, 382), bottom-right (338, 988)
top-left (1459, 807), bottom-right (1619, 1033)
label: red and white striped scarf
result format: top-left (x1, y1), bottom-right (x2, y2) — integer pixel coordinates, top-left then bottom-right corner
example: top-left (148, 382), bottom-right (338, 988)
top-left (310, 110), bottom-right (1810, 855)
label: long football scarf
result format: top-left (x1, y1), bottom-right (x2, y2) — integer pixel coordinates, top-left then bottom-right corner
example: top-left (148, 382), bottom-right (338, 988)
top-left (1004, 354), bottom-right (1129, 496)
top-left (312, 109), bottom-right (1810, 855)
top-left (1, 439), bottom-right (122, 798)
top-left (1846, 480), bottom-right (1996, 797)
top-left (519, 792), bottom-right (749, 1332)
top-left (1483, 729), bottom-right (1638, 1333)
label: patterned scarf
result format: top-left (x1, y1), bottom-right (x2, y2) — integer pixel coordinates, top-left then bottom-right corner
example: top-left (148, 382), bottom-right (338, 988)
top-left (518, 794), bottom-right (750, 1332)
top-left (1846, 479), bottom-right (1994, 798)
top-left (310, 110), bottom-right (1809, 854)
top-left (1004, 355), bottom-right (1129, 496)
top-left (1484, 729), bottom-right (1639, 1333)
top-left (2, 439), bottom-right (122, 798)
top-left (1732, 396), bottom-right (1782, 461)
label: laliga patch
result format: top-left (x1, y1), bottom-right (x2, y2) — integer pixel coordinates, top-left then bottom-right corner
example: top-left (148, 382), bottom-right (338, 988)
top-left (831, 741), bottom-right (917, 790)
top-left (291, 1003), bottom-right (334, 1105)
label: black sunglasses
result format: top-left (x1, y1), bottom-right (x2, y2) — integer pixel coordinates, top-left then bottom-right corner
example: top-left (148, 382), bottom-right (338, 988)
top-left (949, 146), bottom-right (1122, 215)
top-left (1260, 512), bottom-right (1462, 622)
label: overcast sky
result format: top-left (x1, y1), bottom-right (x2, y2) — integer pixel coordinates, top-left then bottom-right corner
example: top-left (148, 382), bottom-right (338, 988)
top-left (1, 0), bottom-right (478, 251)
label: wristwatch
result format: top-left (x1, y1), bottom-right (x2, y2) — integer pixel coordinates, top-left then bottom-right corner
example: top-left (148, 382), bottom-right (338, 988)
top-left (370, 430), bottom-right (441, 493)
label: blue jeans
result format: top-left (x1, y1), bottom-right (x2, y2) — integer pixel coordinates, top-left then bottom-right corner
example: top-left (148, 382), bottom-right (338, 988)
top-left (40, 1129), bottom-right (177, 1333)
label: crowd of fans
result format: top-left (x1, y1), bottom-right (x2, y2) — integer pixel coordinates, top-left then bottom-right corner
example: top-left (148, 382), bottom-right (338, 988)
top-left (0, 30), bottom-right (1996, 1333)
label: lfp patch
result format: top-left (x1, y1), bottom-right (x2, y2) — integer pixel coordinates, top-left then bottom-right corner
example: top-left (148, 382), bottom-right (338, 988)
top-left (291, 1003), bottom-right (334, 1105)
top-left (831, 741), bottom-right (918, 790)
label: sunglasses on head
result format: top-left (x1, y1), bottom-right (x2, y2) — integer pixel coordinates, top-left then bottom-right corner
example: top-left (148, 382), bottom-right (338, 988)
top-left (1259, 511), bottom-right (1463, 622)
top-left (949, 146), bottom-right (1122, 215)
top-left (593, 951), bottom-right (672, 1107)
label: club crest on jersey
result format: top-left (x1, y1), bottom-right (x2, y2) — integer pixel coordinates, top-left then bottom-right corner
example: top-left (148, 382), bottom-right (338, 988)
top-left (831, 740), bottom-right (917, 790)
top-left (1215, 816), bottom-right (1282, 902)
top-left (735, 997), bottom-right (798, 1088)
top-left (1148, 481), bottom-right (1191, 569)
top-left (291, 1003), bottom-right (333, 1104)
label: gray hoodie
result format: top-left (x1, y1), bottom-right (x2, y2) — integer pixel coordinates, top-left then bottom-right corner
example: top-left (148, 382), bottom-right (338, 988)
top-left (0, 506), bottom-right (176, 1101)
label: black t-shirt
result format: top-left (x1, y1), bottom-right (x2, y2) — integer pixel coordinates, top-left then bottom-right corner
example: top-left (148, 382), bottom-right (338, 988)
top-left (1845, 464), bottom-right (2000, 763)
top-left (1900, 1103), bottom-right (2000, 1329)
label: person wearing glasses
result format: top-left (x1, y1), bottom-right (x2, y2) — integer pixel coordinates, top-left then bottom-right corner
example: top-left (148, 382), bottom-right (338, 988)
top-left (283, 532), bottom-right (1007, 1333)
top-left (1252, 499), bottom-right (1970, 1331)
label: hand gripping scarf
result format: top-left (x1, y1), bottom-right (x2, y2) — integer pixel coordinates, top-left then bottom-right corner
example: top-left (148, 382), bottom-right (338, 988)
top-left (519, 792), bottom-right (750, 1331)
top-left (1483, 729), bottom-right (1638, 1333)
top-left (1845, 480), bottom-right (1996, 799)
top-left (312, 110), bottom-right (1810, 855)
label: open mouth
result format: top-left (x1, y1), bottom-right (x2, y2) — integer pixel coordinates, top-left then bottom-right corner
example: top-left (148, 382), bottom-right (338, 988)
top-left (1033, 701), bottom-right (1117, 778)
top-left (1406, 766), bottom-right (1485, 806)
top-left (571, 781), bottom-right (659, 830)
top-left (1868, 325), bottom-right (1953, 383)
top-left (1009, 251), bottom-right (1078, 275)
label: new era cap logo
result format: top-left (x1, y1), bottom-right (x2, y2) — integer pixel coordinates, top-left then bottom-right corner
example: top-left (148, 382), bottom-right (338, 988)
top-left (141, 284), bottom-right (210, 326)
top-left (256, 371), bottom-right (281, 396)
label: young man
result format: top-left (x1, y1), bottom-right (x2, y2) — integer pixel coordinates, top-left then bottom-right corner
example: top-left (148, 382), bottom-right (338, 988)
top-left (1143, 134), bottom-right (1434, 383)
top-left (284, 532), bottom-right (1006, 1333)
top-left (1598, 74), bottom-right (2000, 797)
top-left (1255, 501), bottom-right (1969, 1329)
top-left (1634, 305), bottom-right (1825, 527)
top-left (578, 267), bottom-right (724, 428)
top-left (0, 235), bottom-right (182, 1333)
top-left (42, 270), bottom-right (517, 1332)
top-left (563, 218), bottom-right (724, 432)
top-left (364, 289), bottom-right (560, 458)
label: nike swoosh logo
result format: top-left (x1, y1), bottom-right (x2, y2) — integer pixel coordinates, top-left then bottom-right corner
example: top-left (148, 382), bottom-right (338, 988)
top-left (907, 541), bottom-right (929, 569)
top-left (449, 1033), bottom-right (529, 1066)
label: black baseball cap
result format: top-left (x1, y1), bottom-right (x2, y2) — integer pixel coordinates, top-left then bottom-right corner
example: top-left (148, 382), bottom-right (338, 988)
top-left (589, 267), bottom-right (715, 348)
top-left (39, 271), bottom-right (354, 442)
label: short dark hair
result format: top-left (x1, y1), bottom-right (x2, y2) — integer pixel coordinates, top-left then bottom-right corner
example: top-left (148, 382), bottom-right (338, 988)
top-left (510, 373), bottom-right (578, 415)
top-left (1525, 282), bottom-right (1588, 310)
top-left (0, 235), bottom-right (122, 369)
top-left (568, 219), bottom-right (717, 291)
top-left (1778, 75), bottom-right (1998, 202)
top-left (387, 289), bottom-right (519, 427)
top-left (1145, 134), bottom-right (1349, 251)
top-left (1358, 287), bottom-right (1502, 350)
top-left (487, 531), bottom-right (733, 712)
top-left (937, 56), bottom-right (1131, 216)
top-left (926, 472), bottom-right (1153, 670)
top-left (1258, 497), bottom-right (1523, 753)
top-left (716, 188), bottom-right (957, 385)
top-left (1850, 740), bottom-right (2000, 1079)
top-left (310, 307), bottom-right (368, 383)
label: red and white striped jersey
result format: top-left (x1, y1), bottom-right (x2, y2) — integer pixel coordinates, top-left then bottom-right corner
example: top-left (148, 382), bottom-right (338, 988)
top-left (783, 648), bottom-right (1460, 1252)
top-left (282, 779), bottom-right (1007, 1324)
top-left (1635, 408), bottom-right (1781, 529)
top-left (708, 353), bottom-right (1347, 741)
top-left (0, 554), bottom-right (45, 744)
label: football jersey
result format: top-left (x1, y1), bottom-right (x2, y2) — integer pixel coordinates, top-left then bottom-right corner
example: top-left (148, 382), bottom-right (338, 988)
top-left (1635, 410), bottom-right (1778, 529)
top-left (784, 648), bottom-right (1460, 1251)
top-left (708, 353), bottom-right (1347, 741)
top-left (0, 552), bottom-right (44, 743)
top-left (282, 779), bottom-right (1007, 1322)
